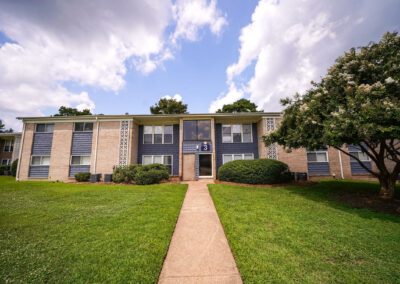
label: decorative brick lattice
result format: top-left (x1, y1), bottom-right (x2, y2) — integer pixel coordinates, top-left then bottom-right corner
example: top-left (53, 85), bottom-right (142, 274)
top-left (267, 144), bottom-right (277, 160)
top-left (266, 118), bottom-right (275, 132)
top-left (118, 120), bottom-right (130, 165)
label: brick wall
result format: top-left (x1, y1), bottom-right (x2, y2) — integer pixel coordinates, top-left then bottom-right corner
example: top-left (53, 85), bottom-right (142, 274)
top-left (17, 123), bottom-right (35, 180)
top-left (49, 123), bottom-right (73, 180)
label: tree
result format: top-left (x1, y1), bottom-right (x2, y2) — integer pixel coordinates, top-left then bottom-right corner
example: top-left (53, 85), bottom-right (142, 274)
top-left (216, 99), bottom-right (261, 113)
top-left (150, 98), bottom-right (188, 114)
top-left (0, 120), bottom-right (13, 133)
top-left (54, 106), bottom-right (92, 116)
top-left (263, 32), bottom-right (400, 199)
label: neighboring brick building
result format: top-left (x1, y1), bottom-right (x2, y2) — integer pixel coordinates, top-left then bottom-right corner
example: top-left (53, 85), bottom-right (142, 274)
top-left (16, 113), bottom-right (375, 181)
top-left (0, 132), bottom-right (22, 168)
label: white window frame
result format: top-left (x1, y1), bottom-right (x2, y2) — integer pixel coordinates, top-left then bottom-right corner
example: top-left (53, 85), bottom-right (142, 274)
top-left (35, 123), bottom-right (54, 133)
top-left (3, 140), bottom-right (13, 152)
top-left (70, 155), bottom-right (91, 166)
top-left (306, 149), bottom-right (329, 163)
top-left (349, 151), bottom-right (371, 162)
top-left (222, 124), bottom-right (253, 143)
top-left (1, 159), bottom-right (10, 166)
top-left (74, 122), bottom-right (94, 132)
top-left (143, 125), bottom-right (173, 145)
top-left (142, 155), bottom-right (173, 175)
top-left (30, 155), bottom-right (51, 166)
top-left (222, 153), bottom-right (254, 164)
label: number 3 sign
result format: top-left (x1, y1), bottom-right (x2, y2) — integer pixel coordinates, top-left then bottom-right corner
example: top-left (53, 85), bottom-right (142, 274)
top-left (200, 142), bottom-right (210, 151)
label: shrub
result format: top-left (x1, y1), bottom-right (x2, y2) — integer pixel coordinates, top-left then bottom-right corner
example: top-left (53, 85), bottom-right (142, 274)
top-left (134, 164), bottom-right (169, 185)
top-left (218, 159), bottom-right (291, 184)
top-left (11, 159), bottom-right (18, 177)
top-left (74, 172), bottom-right (91, 182)
top-left (112, 165), bottom-right (139, 183)
top-left (0, 165), bottom-right (10, 175)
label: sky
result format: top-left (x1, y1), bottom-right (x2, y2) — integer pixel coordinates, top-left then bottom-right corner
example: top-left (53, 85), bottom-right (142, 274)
top-left (0, 0), bottom-right (399, 130)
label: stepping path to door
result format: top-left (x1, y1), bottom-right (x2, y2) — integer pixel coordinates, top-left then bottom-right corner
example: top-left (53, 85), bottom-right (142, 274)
top-left (158, 180), bottom-right (242, 284)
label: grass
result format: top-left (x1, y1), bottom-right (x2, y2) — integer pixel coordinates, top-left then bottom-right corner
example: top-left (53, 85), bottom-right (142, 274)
top-left (209, 180), bottom-right (400, 283)
top-left (0, 177), bottom-right (187, 283)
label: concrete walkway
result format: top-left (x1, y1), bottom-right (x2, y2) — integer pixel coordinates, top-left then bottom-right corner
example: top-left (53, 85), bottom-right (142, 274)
top-left (158, 180), bottom-right (242, 284)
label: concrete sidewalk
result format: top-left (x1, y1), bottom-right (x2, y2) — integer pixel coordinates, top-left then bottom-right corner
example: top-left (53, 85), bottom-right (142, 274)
top-left (158, 180), bottom-right (242, 284)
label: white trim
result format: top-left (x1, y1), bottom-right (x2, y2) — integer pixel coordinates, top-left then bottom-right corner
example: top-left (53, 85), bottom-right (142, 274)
top-left (221, 124), bottom-right (253, 143)
top-left (143, 125), bottom-right (174, 145)
top-left (141, 154), bottom-right (173, 175)
top-left (198, 153), bottom-right (213, 178)
top-left (222, 153), bottom-right (254, 164)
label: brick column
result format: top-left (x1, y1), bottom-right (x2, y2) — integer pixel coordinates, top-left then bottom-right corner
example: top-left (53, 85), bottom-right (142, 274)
top-left (49, 123), bottom-right (73, 181)
top-left (17, 123), bottom-right (35, 180)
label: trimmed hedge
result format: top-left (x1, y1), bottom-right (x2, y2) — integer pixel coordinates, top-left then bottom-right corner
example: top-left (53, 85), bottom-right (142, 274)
top-left (218, 159), bottom-right (291, 184)
top-left (74, 172), bottom-right (91, 182)
top-left (112, 164), bottom-right (169, 185)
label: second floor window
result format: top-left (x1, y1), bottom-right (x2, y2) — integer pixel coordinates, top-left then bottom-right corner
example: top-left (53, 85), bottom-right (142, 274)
top-left (3, 140), bottom-right (13, 152)
top-left (222, 124), bottom-right (252, 143)
top-left (74, 122), bottom-right (93, 132)
top-left (71, 156), bottom-right (91, 165)
top-left (31, 155), bottom-right (50, 166)
top-left (183, 120), bottom-right (211, 141)
top-left (143, 125), bottom-right (173, 144)
top-left (36, 123), bottom-right (54, 133)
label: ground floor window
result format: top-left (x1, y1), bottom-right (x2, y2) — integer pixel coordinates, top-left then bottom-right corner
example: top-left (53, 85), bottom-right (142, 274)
top-left (222, 153), bottom-right (254, 164)
top-left (142, 155), bottom-right (173, 175)
top-left (306, 149), bottom-right (329, 162)
top-left (31, 155), bottom-right (50, 166)
top-left (1, 159), bottom-right (10, 165)
top-left (70, 156), bottom-right (91, 165)
top-left (349, 150), bottom-right (370, 162)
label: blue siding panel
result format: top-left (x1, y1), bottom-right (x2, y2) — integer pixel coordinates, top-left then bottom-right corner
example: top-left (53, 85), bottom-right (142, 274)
top-left (32, 133), bottom-right (53, 155)
top-left (350, 161), bottom-right (372, 175)
top-left (137, 125), bottom-right (180, 176)
top-left (348, 144), bottom-right (362, 152)
top-left (69, 165), bottom-right (91, 177)
top-left (215, 123), bottom-right (259, 170)
top-left (308, 162), bottom-right (330, 176)
top-left (71, 132), bottom-right (93, 155)
top-left (29, 166), bottom-right (49, 178)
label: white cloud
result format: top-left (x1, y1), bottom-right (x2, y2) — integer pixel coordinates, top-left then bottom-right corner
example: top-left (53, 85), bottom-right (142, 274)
top-left (217, 0), bottom-right (400, 113)
top-left (0, 0), bottom-right (227, 129)
top-left (171, 0), bottom-right (227, 43)
top-left (208, 83), bottom-right (244, 112)
top-left (162, 93), bottom-right (183, 102)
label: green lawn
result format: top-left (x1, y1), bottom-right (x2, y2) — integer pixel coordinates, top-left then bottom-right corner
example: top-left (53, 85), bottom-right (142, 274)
top-left (209, 180), bottom-right (400, 283)
top-left (0, 177), bottom-right (187, 283)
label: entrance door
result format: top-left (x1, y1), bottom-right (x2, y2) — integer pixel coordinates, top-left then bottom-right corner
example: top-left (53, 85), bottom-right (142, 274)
top-left (199, 154), bottom-right (212, 177)
top-left (183, 154), bottom-right (196, 181)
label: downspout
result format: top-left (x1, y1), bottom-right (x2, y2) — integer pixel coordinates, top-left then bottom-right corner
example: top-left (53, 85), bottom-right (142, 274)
top-left (16, 122), bottom-right (26, 181)
top-left (93, 116), bottom-right (100, 174)
top-left (338, 149), bottom-right (344, 179)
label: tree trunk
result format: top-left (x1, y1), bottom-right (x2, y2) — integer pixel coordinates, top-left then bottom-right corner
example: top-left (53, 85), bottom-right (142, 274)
top-left (378, 177), bottom-right (396, 200)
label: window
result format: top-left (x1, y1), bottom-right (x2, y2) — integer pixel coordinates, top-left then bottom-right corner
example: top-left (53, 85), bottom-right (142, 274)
top-left (143, 125), bottom-right (173, 144)
top-left (349, 151), bottom-right (370, 162)
top-left (222, 153), bottom-right (254, 164)
top-left (71, 156), bottom-right (91, 165)
top-left (36, 123), bottom-right (54, 133)
top-left (222, 124), bottom-right (252, 143)
top-left (1, 159), bottom-right (10, 165)
top-left (266, 118), bottom-right (276, 132)
top-left (307, 149), bottom-right (328, 162)
top-left (3, 140), bottom-right (13, 152)
top-left (74, 122), bottom-right (93, 132)
top-left (183, 120), bottom-right (211, 141)
top-left (31, 156), bottom-right (50, 166)
top-left (142, 155), bottom-right (173, 175)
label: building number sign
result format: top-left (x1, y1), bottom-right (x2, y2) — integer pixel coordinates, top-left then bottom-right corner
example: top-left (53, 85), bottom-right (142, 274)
top-left (201, 142), bottom-right (210, 151)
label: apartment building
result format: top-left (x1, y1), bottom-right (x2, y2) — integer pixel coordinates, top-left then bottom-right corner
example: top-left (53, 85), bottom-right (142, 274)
top-left (0, 132), bottom-right (21, 167)
top-left (15, 113), bottom-right (375, 181)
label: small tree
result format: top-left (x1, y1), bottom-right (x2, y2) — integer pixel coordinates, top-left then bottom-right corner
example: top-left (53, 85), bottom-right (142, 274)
top-left (54, 106), bottom-right (92, 116)
top-left (216, 99), bottom-right (261, 113)
top-left (150, 98), bottom-right (188, 114)
top-left (264, 32), bottom-right (400, 199)
top-left (0, 120), bottom-right (13, 133)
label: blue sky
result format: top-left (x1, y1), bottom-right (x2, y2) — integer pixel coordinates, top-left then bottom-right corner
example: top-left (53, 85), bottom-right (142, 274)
top-left (0, 0), bottom-right (399, 130)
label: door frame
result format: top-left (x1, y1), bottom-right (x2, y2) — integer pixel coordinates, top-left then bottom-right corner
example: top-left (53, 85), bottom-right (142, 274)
top-left (198, 153), bottom-right (213, 178)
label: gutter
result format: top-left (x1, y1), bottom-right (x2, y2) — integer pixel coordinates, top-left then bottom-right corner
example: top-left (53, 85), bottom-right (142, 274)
top-left (92, 116), bottom-right (100, 174)
top-left (338, 149), bottom-right (344, 179)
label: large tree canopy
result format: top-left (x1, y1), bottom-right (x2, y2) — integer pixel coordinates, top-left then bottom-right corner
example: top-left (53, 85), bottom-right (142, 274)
top-left (216, 99), bottom-right (261, 113)
top-left (54, 106), bottom-right (92, 116)
top-left (264, 32), bottom-right (400, 199)
top-left (150, 98), bottom-right (188, 114)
